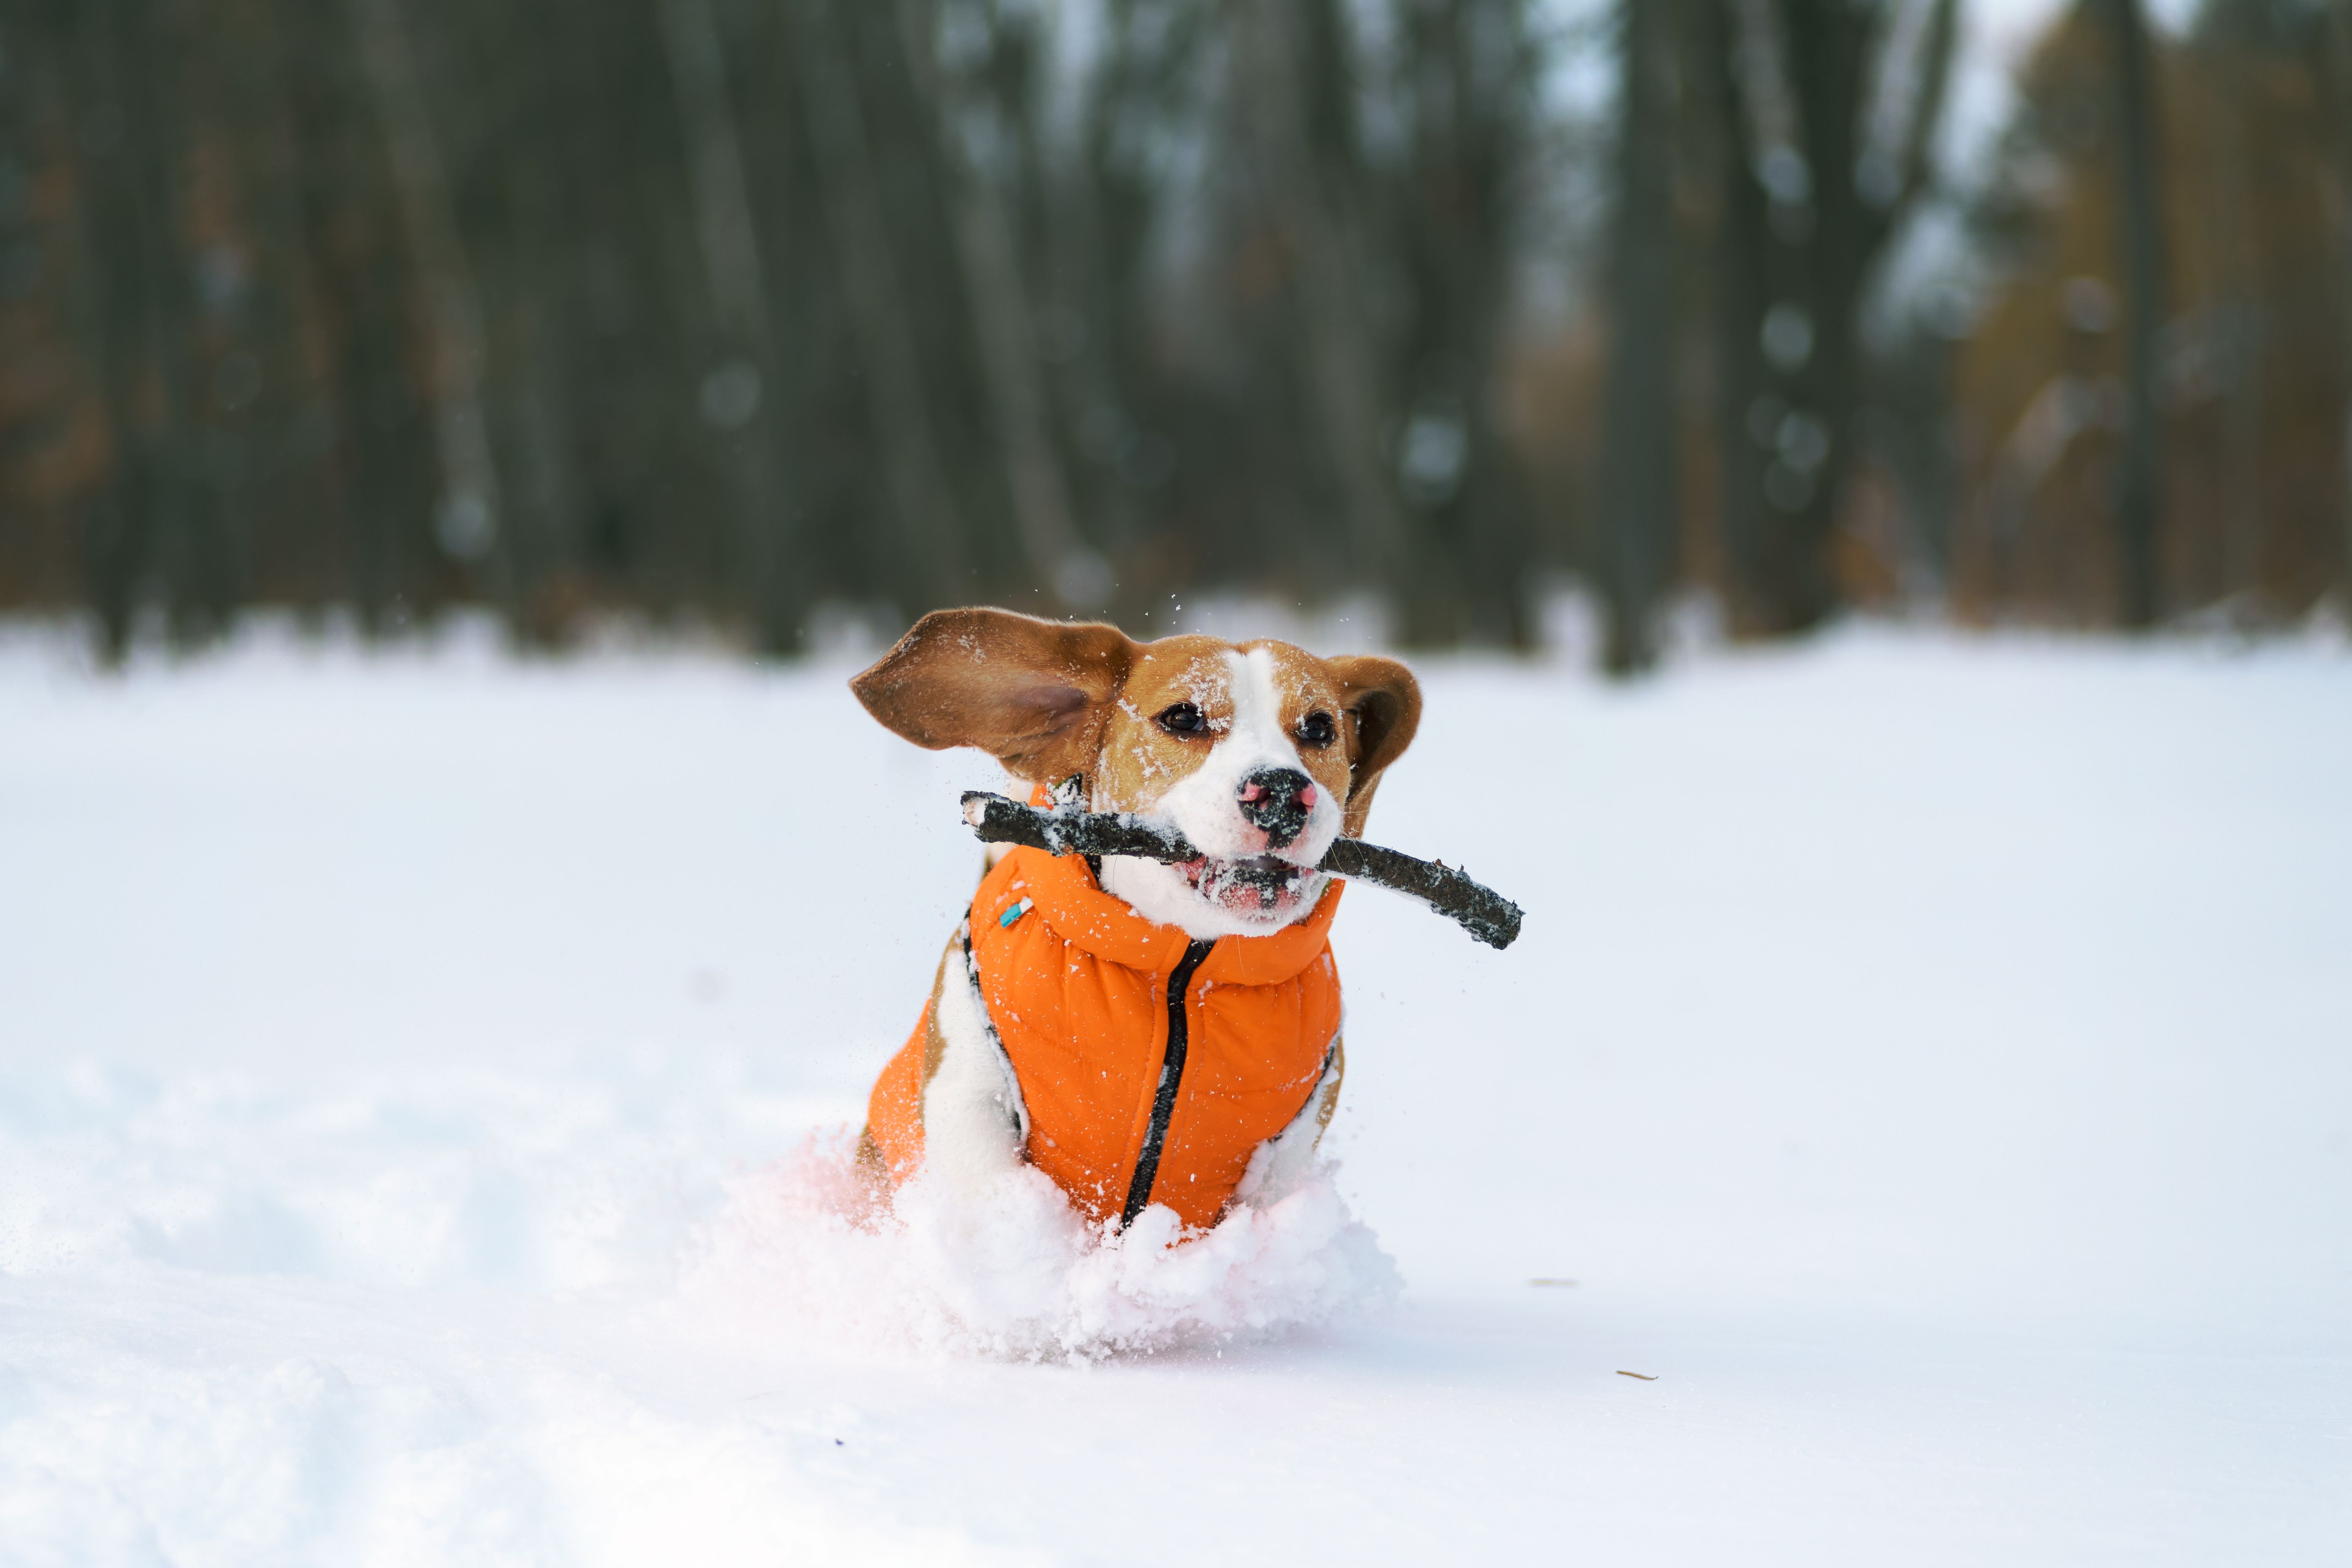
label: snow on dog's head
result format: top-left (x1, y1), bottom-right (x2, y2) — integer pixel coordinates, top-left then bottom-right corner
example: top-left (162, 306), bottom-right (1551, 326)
top-left (849, 608), bottom-right (1420, 939)
top-left (676, 1133), bottom-right (1399, 1362)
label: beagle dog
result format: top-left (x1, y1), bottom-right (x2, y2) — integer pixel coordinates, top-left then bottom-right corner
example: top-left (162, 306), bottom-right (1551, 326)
top-left (850, 608), bottom-right (1420, 1233)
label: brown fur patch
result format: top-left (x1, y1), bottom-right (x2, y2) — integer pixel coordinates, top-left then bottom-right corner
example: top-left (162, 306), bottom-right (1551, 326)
top-left (917, 939), bottom-right (955, 1090)
top-left (851, 608), bottom-right (1133, 782)
top-left (1314, 1038), bottom-right (1347, 1135)
top-left (850, 609), bottom-right (1421, 835)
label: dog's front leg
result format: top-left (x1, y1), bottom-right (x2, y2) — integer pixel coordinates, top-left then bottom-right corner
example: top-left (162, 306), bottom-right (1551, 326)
top-left (917, 924), bottom-right (1031, 1194)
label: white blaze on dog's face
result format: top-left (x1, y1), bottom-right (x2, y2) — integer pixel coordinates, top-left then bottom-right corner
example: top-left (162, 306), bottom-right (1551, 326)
top-left (851, 609), bottom-right (1421, 940)
top-left (1090, 640), bottom-right (1352, 935)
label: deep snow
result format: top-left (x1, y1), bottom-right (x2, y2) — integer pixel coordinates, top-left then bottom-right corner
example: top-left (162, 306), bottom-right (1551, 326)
top-left (1, 616), bottom-right (2346, 1565)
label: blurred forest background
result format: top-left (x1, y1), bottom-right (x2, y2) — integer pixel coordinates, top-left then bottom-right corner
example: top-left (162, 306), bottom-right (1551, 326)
top-left (0, 0), bottom-right (2347, 670)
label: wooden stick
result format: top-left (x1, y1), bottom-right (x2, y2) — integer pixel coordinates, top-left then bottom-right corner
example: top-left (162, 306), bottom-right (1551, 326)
top-left (960, 792), bottom-right (1524, 950)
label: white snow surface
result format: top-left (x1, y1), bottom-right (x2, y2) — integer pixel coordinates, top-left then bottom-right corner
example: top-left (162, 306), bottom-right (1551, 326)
top-left (1, 616), bottom-right (2346, 1565)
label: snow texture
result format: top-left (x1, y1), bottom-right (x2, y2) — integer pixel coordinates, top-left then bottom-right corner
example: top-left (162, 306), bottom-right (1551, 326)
top-left (1, 614), bottom-right (2346, 1565)
top-left (682, 1141), bottom-right (1396, 1362)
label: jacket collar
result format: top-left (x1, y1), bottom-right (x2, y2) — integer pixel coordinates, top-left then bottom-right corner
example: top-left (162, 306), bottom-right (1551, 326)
top-left (1002, 788), bottom-right (1341, 985)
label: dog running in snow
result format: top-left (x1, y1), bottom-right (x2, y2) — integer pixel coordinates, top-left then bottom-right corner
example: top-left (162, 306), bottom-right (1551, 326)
top-left (851, 607), bottom-right (1421, 1233)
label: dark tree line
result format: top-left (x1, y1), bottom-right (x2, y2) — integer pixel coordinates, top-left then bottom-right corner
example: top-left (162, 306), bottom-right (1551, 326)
top-left (0, 0), bottom-right (2346, 669)
top-left (0, 0), bottom-right (1554, 658)
top-left (1596, 0), bottom-right (2352, 668)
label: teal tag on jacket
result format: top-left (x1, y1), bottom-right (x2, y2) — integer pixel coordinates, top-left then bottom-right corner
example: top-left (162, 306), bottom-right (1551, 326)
top-left (999, 897), bottom-right (1033, 928)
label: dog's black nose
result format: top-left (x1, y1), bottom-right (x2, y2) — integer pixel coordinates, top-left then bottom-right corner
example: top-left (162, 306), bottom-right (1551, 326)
top-left (1236, 767), bottom-right (1317, 850)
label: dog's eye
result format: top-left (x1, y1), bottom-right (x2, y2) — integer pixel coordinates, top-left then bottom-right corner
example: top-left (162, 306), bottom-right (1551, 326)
top-left (1297, 711), bottom-right (1337, 748)
top-left (1158, 702), bottom-right (1208, 736)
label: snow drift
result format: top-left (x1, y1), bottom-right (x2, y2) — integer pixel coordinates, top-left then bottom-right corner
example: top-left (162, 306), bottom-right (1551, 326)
top-left (681, 1138), bottom-right (1399, 1363)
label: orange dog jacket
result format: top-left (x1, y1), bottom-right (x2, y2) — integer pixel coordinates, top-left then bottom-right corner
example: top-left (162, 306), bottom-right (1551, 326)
top-left (864, 843), bottom-right (1345, 1231)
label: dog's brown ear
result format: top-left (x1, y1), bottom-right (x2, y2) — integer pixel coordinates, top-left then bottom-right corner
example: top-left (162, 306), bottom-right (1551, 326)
top-left (851, 608), bottom-right (1137, 782)
top-left (1325, 656), bottom-right (1422, 837)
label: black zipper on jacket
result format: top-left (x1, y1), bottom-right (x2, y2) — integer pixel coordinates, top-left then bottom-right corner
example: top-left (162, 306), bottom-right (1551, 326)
top-left (1120, 938), bottom-right (1216, 1229)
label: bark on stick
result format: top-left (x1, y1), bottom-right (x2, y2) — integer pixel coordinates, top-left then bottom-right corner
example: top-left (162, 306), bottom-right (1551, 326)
top-left (961, 792), bottom-right (1523, 950)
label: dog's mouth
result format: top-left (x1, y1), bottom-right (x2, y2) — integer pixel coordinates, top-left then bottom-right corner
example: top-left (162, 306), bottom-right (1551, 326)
top-left (1176, 854), bottom-right (1322, 918)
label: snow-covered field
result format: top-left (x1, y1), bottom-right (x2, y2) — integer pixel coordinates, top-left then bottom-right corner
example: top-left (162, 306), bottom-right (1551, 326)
top-left (2, 615), bottom-right (2346, 1565)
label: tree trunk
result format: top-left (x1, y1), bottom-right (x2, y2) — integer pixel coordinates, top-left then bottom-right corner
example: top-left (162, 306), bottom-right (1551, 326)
top-left (1711, 0), bottom-right (1953, 637)
top-left (894, 0), bottom-right (1095, 610)
top-left (2208, 38), bottom-right (2262, 609)
top-left (1710, 0), bottom-right (1769, 627)
top-left (659, 0), bottom-right (804, 647)
top-left (2102, 0), bottom-right (2169, 629)
top-left (1234, 0), bottom-right (1404, 593)
top-left (67, 0), bottom-right (210, 658)
top-left (1397, 0), bottom-right (1539, 650)
top-left (344, 0), bottom-right (505, 585)
top-left (1768, 0), bottom-right (1871, 635)
top-left (786, 0), bottom-right (967, 615)
top-left (284, 3), bottom-right (434, 629)
top-left (1599, 0), bottom-right (1677, 674)
top-left (2320, 1), bottom-right (2352, 594)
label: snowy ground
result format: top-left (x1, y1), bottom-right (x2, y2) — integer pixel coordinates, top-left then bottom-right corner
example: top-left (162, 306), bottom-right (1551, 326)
top-left (2, 615), bottom-right (2347, 1565)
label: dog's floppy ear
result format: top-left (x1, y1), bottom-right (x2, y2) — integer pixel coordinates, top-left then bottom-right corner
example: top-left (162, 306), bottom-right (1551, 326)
top-left (1325, 656), bottom-right (1422, 838)
top-left (852, 607), bottom-right (1137, 782)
